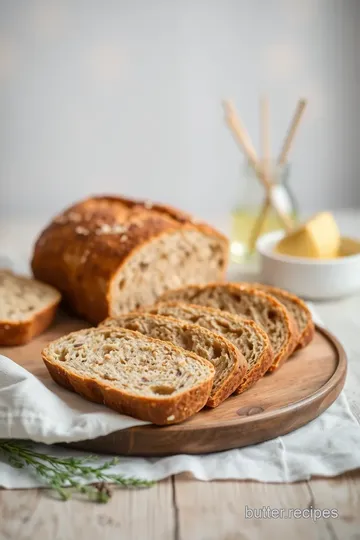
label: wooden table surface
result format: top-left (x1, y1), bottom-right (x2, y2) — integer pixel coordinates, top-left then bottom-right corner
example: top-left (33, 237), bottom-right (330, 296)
top-left (1, 215), bottom-right (360, 540)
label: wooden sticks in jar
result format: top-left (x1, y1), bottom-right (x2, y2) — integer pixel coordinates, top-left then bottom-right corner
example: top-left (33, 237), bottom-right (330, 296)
top-left (223, 97), bottom-right (307, 250)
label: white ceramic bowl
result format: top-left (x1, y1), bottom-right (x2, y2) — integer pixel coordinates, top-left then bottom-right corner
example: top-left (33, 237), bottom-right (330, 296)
top-left (257, 230), bottom-right (360, 300)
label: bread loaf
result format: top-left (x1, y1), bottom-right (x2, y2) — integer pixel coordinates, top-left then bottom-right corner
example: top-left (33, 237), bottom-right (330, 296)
top-left (101, 313), bottom-right (246, 407)
top-left (0, 269), bottom-right (61, 346)
top-left (143, 302), bottom-right (273, 394)
top-left (31, 196), bottom-right (228, 324)
top-left (42, 326), bottom-right (215, 425)
top-left (158, 283), bottom-right (297, 370)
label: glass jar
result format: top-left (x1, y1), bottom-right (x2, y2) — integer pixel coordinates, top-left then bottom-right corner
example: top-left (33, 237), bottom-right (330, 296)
top-left (230, 160), bottom-right (298, 264)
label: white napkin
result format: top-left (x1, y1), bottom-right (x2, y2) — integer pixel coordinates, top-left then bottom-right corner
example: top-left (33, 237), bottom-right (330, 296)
top-left (1, 309), bottom-right (360, 488)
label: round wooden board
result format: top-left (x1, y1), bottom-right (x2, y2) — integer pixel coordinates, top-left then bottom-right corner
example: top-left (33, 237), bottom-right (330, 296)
top-left (0, 312), bottom-right (347, 456)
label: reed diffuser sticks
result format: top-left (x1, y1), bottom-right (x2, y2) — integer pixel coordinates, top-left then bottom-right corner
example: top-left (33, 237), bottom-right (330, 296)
top-left (223, 96), bottom-right (307, 252)
top-left (248, 96), bottom-right (273, 251)
top-left (277, 99), bottom-right (307, 166)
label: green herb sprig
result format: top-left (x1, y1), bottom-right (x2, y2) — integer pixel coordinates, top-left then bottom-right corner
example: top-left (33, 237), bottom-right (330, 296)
top-left (0, 440), bottom-right (154, 503)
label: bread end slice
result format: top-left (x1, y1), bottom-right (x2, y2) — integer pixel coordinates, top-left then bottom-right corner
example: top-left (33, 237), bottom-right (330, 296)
top-left (0, 303), bottom-right (59, 346)
top-left (0, 270), bottom-right (61, 346)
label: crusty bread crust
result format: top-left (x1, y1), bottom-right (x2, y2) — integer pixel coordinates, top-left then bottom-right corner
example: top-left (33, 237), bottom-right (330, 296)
top-left (0, 296), bottom-right (60, 347)
top-left (207, 360), bottom-right (243, 407)
top-left (31, 196), bottom-right (228, 324)
top-left (232, 319), bottom-right (274, 394)
top-left (297, 320), bottom-right (315, 349)
top-left (42, 328), bottom-right (215, 425)
top-left (140, 302), bottom-right (274, 395)
top-left (215, 283), bottom-right (298, 371)
top-left (101, 312), bottom-right (247, 408)
top-left (158, 282), bottom-right (298, 371)
top-left (251, 283), bottom-right (315, 349)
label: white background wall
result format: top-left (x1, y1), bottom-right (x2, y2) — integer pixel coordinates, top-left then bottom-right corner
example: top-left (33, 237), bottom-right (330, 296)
top-left (0, 0), bottom-right (359, 225)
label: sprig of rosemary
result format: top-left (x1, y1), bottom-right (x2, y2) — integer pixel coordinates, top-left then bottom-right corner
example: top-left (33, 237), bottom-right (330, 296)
top-left (0, 440), bottom-right (154, 503)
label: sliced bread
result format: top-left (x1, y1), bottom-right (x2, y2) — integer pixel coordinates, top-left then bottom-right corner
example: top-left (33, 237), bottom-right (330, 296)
top-left (101, 313), bottom-right (247, 407)
top-left (250, 283), bottom-right (315, 349)
top-left (144, 302), bottom-right (273, 394)
top-left (0, 269), bottom-right (61, 346)
top-left (31, 195), bottom-right (228, 324)
top-left (42, 326), bottom-right (215, 425)
top-left (158, 283), bottom-right (297, 371)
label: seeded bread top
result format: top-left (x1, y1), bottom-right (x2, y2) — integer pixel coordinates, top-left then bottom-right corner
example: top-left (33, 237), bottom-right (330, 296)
top-left (31, 196), bottom-right (228, 323)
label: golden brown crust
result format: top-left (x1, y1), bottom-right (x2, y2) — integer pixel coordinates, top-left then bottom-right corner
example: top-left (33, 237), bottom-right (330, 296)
top-left (0, 299), bottom-right (60, 346)
top-left (232, 319), bottom-right (274, 395)
top-left (42, 328), bottom-right (215, 425)
top-left (297, 319), bottom-right (315, 348)
top-left (31, 195), bottom-right (228, 324)
top-left (207, 374), bottom-right (236, 407)
top-left (250, 283), bottom-right (315, 350)
top-left (158, 282), bottom-right (297, 371)
top-left (102, 312), bottom-right (247, 408)
top-left (233, 284), bottom-right (298, 371)
top-left (235, 346), bottom-right (274, 394)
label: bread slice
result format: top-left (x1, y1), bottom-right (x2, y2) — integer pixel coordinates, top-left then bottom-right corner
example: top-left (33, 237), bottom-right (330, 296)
top-left (251, 283), bottom-right (315, 349)
top-left (0, 269), bottom-right (61, 346)
top-left (42, 326), bottom-right (215, 425)
top-left (158, 283), bottom-right (297, 371)
top-left (101, 313), bottom-right (246, 407)
top-left (143, 302), bottom-right (273, 394)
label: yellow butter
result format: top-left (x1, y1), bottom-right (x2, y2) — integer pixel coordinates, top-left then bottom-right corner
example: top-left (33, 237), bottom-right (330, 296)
top-left (274, 212), bottom-right (341, 259)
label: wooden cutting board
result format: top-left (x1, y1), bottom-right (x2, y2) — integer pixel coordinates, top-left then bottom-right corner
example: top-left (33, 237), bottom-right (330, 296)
top-left (0, 311), bottom-right (347, 456)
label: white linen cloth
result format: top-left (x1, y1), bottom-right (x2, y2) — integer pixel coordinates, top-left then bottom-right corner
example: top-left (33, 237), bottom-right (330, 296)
top-left (1, 308), bottom-right (360, 488)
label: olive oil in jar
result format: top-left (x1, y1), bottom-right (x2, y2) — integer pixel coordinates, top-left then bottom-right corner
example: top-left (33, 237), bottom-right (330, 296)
top-left (230, 162), bottom-right (298, 263)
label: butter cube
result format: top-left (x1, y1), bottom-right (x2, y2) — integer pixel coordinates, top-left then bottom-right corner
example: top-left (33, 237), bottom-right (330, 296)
top-left (275, 212), bottom-right (340, 259)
